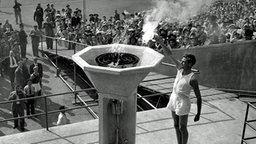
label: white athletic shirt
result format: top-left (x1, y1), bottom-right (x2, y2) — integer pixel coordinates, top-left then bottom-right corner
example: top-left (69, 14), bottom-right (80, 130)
top-left (167, 69), bottom-right (194, 116)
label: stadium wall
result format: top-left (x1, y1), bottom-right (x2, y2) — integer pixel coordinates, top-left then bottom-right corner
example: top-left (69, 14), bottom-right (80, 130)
top-left (154, 40), bottom-right (256, 91)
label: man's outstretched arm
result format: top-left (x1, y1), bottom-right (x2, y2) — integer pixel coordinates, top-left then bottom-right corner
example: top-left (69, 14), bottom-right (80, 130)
top-left (154, 35), bottom-right (182, 69)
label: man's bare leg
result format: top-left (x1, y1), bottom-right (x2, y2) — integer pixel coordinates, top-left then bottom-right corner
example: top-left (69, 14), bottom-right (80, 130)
top-left (172, 111), bottom-right (182, 144)
top-left (179, 114), bottom-right (189, 144)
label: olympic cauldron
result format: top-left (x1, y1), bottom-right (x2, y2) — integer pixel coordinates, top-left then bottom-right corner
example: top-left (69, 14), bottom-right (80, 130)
top-left (72, 44), bottom-right (163, 144)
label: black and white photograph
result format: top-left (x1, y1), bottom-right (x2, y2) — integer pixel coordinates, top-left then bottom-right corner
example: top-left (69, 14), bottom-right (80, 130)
top-left (0, 0), bottom-right (256, 143)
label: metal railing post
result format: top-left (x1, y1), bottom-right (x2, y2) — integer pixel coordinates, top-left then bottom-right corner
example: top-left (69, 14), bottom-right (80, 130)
top-left (44, 96), bottom-right (49, 131)
top-left (55, 38), bottom-right (59, 77)
top-left (73, 62), bottom-right (78, 103)
top-left (241, 103), bottom-right (250, 144)
top-left (41, 35), bottom-right (44, 57)
top-left (74, 43), bottom-right (76, 54)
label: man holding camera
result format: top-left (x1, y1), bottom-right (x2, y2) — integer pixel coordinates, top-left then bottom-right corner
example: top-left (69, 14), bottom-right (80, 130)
top-left (8, 85), bottom-right (26, 131)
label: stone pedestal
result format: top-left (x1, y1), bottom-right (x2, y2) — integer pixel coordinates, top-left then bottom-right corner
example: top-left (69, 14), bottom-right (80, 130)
top-left (99, 91), bottom-right (137, 144)
top-left (72, 44), bottom-right (164, 144)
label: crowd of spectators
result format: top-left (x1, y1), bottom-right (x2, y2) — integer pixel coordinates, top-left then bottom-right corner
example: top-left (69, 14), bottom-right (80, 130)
top-left (1, 0), bottom-right (256, 60)
top-left (49, 0), bottom-right (256, 51)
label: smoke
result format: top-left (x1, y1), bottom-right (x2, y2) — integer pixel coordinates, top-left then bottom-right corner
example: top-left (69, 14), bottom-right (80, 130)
top-left (142, 0), bottom-right (214, 43)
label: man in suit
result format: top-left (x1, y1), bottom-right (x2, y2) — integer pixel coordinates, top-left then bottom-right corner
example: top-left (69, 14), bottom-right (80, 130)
top-left (15, 60), bottom-right (26, 88)
top-left (29, 25), bottom-right (41, 57)
top-left (19, 24), bottom-right (28, 58)
top-left (8, 85), bottom-right (26, 131)
top-left (29, 57), bottom-right (43, 88)
top-left (24, 80), bottom-right (35, 116)
top-left (1, 51), bottom-right (18, 90)
top-left (33, 3), bottom-right (44, 29)
top-left (43, 17), bottom-right (54, 49)
top-left (22, 58), bottom-right (30, 84)
top-left (13, 0), bottom-right (22, 24)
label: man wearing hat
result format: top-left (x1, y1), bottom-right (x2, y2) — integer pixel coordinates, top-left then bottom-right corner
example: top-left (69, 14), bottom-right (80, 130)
top-left (14, 60), bottom-right (26, 88)
top-left (43, 17), bottom-right (54, 49)
top-left (71, 11), bottom-right (81, 28)
top-left (29, 57), bottom-right (43, 88)
top-left (34, 3), bottom-right (44, 29)
top-left (13, 0), bottom-right (22, 24)
top-left (29, 25), bottom-right (41, 57)
top-left (44, 4), bottom-right (51, 18)
top-left (89, 14), bottom-right (95, 23)
top-left (66, 4), bottom-right (72, 18)
top-left (18, 24), bottom-right (27, 58)
top-left (50, 4), bottom-right (56, 23)
top-left (114, 10), bottom-right (120, 21)
top-left (94, 14), bottom-right (99, 23)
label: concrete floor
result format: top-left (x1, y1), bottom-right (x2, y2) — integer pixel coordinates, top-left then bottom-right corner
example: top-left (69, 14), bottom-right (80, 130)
top-left (0, 98), bottom-right (255, 144)
top-left (1, 1), bottom-right (256, 143)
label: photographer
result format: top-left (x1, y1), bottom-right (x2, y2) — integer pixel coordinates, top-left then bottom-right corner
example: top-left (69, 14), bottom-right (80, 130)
top-left (8, 85), bottom-right (26, 131)
top-left (24, 80), bottom-right (36, 116)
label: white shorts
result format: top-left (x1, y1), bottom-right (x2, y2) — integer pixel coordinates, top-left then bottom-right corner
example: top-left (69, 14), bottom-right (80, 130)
top-left (167, 93), bottom-right (191, 116)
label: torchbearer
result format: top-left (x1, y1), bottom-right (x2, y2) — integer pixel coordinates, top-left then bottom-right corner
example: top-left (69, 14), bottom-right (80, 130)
top-left (155, 35), bottom-right (202, 144)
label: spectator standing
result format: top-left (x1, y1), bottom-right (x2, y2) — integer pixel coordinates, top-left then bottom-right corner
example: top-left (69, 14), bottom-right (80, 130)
top-left (30, 66), bottom-right (41, 99)
top-left (94, 14), bottom-right (99, 24)
top-left (71, 11), bottom-right (81, 28)
top-left (3, 19), bottom-right (13, 32)
top-left (24, 80), bottom-right (35, 116)
top-left (43, 17), bottom-right (54, 49)
top-left (8, 85), bottom-right (26, 131)
top-left (21, 58), bottom-right (30, 86)
top-left (44, 4), bottom-right (54, 22)
top-left (13, 0), bottom-right (22, 24)
top-left (89, 14), bottom-right (95, 23)
top-left (66, 4), bottom-right (72, 19)
top-left (29, 57), bottom-right (43, 88)
top-left (114, 10), bottom-right (120, 21)
top-left (57, 106), bottom-right (69, 126)
top-left (29, 25), bottom-right (41, 57)
top-left (19, 24), bottom-right (27, 58)
top-left (67, 24), bottom-right (75, 49)
top-left (76, 8), bottom-right (82, 19)
top-left (1, 51), bottom-right (18, 90)
top-left (34, 3), bottom-right (44, 29)
top-left (61, 8), bottom-right (66, 17)
top-left (50, 4), bottom-right (56, 25)
top-left (14, 60), bottom-right (25, 88)
top-left (100, 16), bottom-right (107, 25)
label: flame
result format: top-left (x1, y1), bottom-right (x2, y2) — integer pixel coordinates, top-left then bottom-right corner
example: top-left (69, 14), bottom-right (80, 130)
top-left (110, 43), bottom-right (125, 53)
